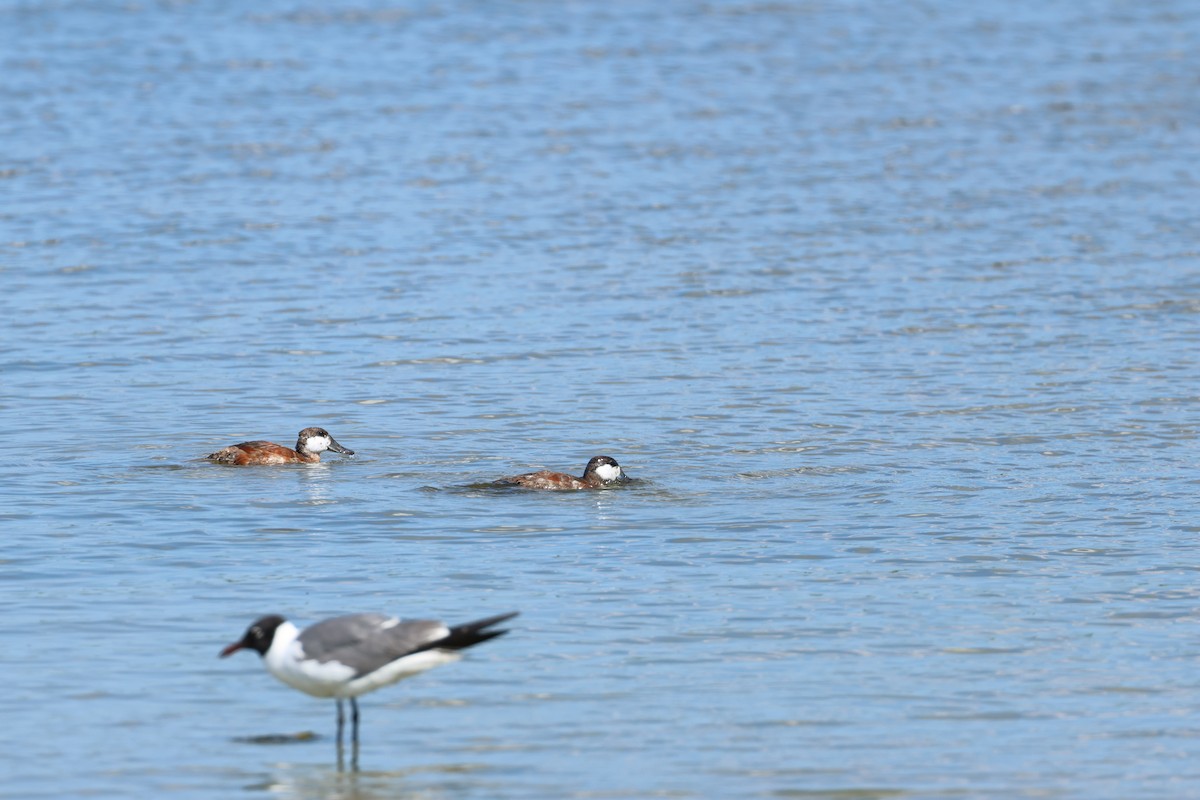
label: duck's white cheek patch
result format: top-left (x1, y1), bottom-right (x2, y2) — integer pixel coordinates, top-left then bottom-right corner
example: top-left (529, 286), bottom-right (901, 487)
top-left (595, 464), bottom-right (622, 482)
top-left (305, 436), bottom-right (331, 452)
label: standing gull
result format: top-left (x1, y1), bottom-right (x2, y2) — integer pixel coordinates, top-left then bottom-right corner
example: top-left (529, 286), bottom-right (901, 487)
top-left (220, 610), bottom-right (518, 757)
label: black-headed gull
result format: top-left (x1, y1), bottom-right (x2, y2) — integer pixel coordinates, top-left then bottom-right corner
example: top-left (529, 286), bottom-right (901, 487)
top-left (220, 610), bottom-right (518, 750)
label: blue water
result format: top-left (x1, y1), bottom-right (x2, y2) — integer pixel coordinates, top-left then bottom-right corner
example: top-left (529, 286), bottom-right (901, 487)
top-left (3, 1), bottom-right (1200, 798)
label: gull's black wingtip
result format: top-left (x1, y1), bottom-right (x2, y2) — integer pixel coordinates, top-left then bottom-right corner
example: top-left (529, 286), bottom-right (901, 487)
top-left (439, 611), bottom-right (520, 651)
top-left (467, 611), bottom-right (520, 629)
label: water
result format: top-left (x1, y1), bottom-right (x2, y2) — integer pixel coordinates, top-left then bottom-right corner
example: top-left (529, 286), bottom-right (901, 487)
top-left (3, 1), bottom-right (1199, 797)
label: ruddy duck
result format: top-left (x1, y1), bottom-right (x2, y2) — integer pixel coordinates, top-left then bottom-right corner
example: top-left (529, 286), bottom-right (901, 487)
top-left (205, 427), bottom-right (354, 465)
top-left (220, 611), bottom-right (518, 751)
top-left (498, 455), bottom-right (627, 490)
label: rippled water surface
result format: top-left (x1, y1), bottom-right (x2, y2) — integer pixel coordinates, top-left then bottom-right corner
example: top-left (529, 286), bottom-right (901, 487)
top-left (4, 1), bottom-right (1200, 798)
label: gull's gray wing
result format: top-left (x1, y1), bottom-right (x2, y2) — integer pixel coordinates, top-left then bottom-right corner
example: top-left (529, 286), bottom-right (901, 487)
top-left (296, 613), bottom-right (448, 677)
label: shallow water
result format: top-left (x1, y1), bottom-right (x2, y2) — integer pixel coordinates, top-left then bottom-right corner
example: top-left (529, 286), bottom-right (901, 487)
top-left (3, 1), bottom-right (1200, 798)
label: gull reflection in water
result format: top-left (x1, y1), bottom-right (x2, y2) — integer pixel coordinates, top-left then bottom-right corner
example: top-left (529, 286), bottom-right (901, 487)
top-left (252, 759), bottom-right (499, 800)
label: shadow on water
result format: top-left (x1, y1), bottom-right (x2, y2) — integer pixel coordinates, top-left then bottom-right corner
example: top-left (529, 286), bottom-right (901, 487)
top-left (233, 731), bottom-right (319, 745)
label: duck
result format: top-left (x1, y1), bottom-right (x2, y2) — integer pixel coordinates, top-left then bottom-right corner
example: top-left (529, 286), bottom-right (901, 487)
top-left (205, 427), bottom-right (354, 465)
top-left (498, 455), bottom-right (627, 490)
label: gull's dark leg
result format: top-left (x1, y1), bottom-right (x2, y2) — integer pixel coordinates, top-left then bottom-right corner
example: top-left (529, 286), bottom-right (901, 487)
top-left (335, 699), bottom-right (346, 771)
top-left (336, 699), bottom-right (345, 746)
top-left (350, 698), bottom-right (360, 771)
